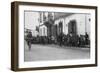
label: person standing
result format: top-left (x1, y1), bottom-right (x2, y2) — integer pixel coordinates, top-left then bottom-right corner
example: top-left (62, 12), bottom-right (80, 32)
top-left (26, 31), bottom-right (32, 51)
top-left (85, 32), bottom-right (89, 45)
top-left (59, 32), bottom-right (63, 46)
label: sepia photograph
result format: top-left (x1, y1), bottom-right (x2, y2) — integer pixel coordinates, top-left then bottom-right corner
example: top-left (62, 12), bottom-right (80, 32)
top-left (24, 11), bottom-right (91, 62)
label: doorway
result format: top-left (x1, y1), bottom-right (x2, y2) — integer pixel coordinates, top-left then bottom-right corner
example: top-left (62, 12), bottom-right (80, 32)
top-left (68, 20), bottom-right (77, 35)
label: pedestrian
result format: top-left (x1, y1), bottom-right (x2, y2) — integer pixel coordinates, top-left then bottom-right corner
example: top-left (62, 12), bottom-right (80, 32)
top-left (26, 31), bottom-right (32, 51)
top-left (85, 32), bottom-right (89, 45)
top-left (59, 32), bottom-right (63, 46)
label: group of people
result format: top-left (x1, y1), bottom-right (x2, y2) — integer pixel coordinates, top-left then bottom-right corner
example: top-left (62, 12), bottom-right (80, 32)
top-left (57, 32), bottom-right (89, 47)
top-left (25, 31), bottom-right (89, 50)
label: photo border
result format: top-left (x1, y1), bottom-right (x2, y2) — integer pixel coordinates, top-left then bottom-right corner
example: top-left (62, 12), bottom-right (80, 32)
top-left (11, 1), bottom-right (98, 71)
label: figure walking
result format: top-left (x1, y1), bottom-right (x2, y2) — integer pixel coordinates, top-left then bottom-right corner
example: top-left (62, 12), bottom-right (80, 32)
top-left (26, 31), bottom-right (32, 51)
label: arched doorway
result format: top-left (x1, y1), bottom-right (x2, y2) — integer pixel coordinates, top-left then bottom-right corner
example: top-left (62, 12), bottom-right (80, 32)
top-left (68, 20), bottom-right (77, 35)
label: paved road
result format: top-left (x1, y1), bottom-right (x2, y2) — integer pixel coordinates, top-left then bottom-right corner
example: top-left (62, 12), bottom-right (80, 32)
top-left (24, 41), bottom-right (90, 62)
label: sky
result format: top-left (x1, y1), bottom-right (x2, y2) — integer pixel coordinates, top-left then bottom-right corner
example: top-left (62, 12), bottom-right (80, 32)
top-left (24, 11), bottom-right (40, 31)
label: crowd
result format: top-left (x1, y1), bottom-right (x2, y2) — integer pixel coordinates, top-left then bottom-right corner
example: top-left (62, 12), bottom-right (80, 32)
top-left (25, 31), bottom-right (90, 48)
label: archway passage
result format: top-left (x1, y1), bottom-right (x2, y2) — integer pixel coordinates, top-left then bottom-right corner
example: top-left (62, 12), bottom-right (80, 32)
top-left (68, 20), bottom-right (77, 35)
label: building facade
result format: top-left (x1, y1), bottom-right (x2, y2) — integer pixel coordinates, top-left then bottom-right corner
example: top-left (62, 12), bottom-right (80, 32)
top-left (25, 11), bottom-right (91, 40)
top-left (54, 13), bottom-right (91, 39)
top-left (39, 12), bottom-right (54, 37)
top-left (39, 24), bottom-right (47, 36)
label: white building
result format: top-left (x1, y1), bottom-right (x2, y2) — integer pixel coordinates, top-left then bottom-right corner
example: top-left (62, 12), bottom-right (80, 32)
top-left (54, 13), bottom-right (91, 38)
top-left (39, 24), bottom-right (47, 36)
top-left (39, 12), bottom-right (54, 37)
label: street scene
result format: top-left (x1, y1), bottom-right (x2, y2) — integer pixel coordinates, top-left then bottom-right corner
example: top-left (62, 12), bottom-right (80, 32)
top-left (24, 11), bottom-right (91, 62)
top-left (24, 41), bottom-right (90, 61)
